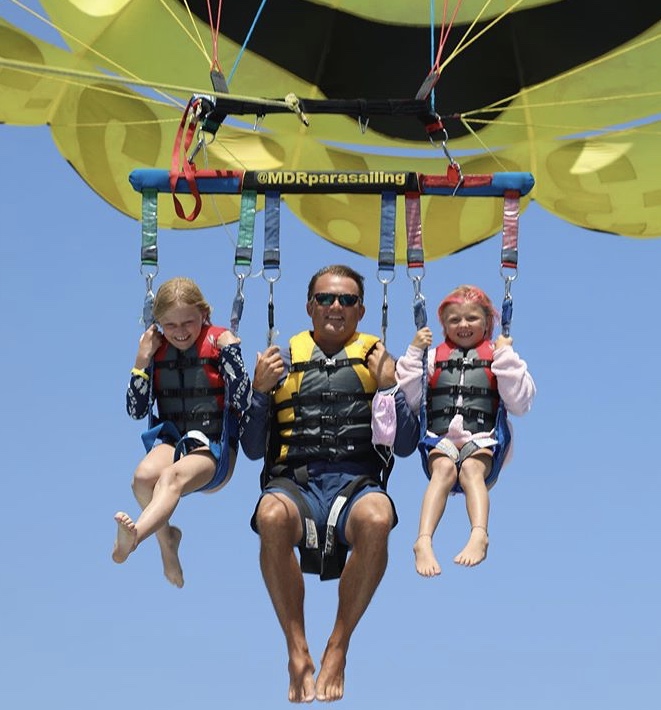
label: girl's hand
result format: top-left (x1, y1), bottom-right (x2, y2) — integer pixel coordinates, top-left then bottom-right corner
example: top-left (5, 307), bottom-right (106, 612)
top-left (217, 330), bottom-right (240, 348)
top-left (412, 326), bottom-right (433, 350)
top-left (494, 334), bottom-right (513, 350)
top-left (135, 324), bottom-right (163, 367)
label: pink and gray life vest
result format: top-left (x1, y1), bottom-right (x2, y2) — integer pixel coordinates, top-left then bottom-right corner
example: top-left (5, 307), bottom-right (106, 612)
top-left (427, 339), bottom-right (499, 434)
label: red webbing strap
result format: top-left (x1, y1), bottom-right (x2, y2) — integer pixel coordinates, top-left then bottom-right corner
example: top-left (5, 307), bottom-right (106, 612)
top-left (501, 189), bottom-right (520, 270)
top-left (422, 172), bottom-right (492, 190)
top-left (169, 98), bottom-right (203, 222)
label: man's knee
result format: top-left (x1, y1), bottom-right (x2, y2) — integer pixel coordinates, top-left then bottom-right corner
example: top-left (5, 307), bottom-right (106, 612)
top-left (347, 494), bottom-right (393, 544)
top-left (255, 493), bottom-right (302, 541)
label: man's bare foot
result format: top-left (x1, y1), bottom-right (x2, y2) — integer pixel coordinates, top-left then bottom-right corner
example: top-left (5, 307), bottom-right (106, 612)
top-left (413, 534), bottom-right (441, 576)
top-left (315, 645), bottom-right (346, 702)
top-left (159, 526), bottom-right (184, 588)
top-left (287, 650), bottom-right (316, 703)
top-left (112, 512), bottom-right (137, 563)
top-left (454, 526), bottom-right (489, 567)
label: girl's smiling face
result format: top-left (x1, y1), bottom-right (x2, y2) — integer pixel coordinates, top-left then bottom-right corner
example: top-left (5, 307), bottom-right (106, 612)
top-left (441, 302), bottom-right (488, 349)
top-left (158, 303), bottom-right (205, 350)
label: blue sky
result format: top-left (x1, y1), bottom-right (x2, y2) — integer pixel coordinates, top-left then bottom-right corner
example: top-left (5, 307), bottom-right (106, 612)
top-left (2, 4), bottom-right (661, 709)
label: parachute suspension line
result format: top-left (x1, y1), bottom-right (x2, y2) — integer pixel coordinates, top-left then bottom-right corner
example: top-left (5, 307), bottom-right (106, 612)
top-left (231, 190), bottom-right (256, 336)
top-left (417, 1), bottom-right (464, 184)
top-left (377, 192), bottom-right (397, 346)
top-left (168, 1), bottom-right (231, 203)
top-left (405, 187), bottom-right (429, 437)
top-left (499, 189), bottom-right (521, 337)
top-left (431, 1), bottom-right (463, 74)
top-left (429, 1), bottom-right (436, 111)
top-left (227, 0), bottom-right (270, 85)
top-left (263, 192), bottom-right (282, 346)
top-left (206, 0), bottom-right (224, 74)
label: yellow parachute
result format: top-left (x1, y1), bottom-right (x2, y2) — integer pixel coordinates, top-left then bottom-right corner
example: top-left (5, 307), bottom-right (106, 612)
top-left (1, 0), bottom-right (660, 261)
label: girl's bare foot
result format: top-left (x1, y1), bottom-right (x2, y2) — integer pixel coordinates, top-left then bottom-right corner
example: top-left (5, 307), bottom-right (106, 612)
top-left (454, 525), bottom-right (489, 567)
top-left (112, 512), bottom-right (137, 563)
top-left (159, 526), bottom-right (184, 588)
top-left (413, 534), bottom-right (441, 576)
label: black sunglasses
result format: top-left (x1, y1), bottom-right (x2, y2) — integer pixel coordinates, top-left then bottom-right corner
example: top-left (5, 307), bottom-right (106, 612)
top-left (312, 292), bottom-right (361, 307)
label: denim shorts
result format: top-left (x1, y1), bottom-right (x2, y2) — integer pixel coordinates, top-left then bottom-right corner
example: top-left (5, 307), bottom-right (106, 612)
top-left (254, 467), bottom-right (395, 546)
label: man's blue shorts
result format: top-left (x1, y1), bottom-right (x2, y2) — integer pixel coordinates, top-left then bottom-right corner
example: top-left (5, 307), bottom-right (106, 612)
top-left (252, 466), bottom-right (397, 547)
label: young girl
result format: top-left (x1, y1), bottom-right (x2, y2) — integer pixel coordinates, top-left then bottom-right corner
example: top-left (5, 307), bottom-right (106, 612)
top-left (396, 285), bottom-right (535, 577)
top-left (112, 277), bottom-right (251, 587)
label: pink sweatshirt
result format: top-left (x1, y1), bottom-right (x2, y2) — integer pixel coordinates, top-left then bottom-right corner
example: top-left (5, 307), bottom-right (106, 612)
top-left (396, 341), bottom-right (536, 459)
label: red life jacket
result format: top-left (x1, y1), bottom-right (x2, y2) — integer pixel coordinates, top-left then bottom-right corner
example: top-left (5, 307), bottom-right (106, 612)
top-left (152, 324), bottom-right (227, 439)
top-left (427, 338), bottom-right (499, 434)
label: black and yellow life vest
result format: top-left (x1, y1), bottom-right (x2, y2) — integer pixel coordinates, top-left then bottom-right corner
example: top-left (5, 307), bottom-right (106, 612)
top-left (271, 330), bottom-right (381, 467)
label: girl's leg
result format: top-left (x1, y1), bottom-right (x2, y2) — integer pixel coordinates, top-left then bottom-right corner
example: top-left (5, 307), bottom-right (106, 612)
top-left (113, 447), bottom-right (215, 586)
top-left (454, 452), bottom-right (492, 567)
top-left (413, 454), bottom-right (458, 576)
top-left (128, 445), bottom-right (186, 586)
top-left (113, 445), bottom-right (184, 584)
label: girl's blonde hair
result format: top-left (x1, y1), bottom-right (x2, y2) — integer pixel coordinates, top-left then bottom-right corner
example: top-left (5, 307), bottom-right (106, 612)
top-left (153, 277), bottom-right (212, 324)
top-left (438, 285), bottom-right (498, 339)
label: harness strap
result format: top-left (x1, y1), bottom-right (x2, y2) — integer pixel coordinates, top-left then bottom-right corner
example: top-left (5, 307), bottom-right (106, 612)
top-left (278, 435), bottom-right (375, 452)
top-left (430, 384), bottom-right (498, 398)
top-left (158, 386), bottom-right (225, 397)
top-left (166, 411), bottom-right (225, 423)
top-left (427, 405), bottom-right (496, 425)
top-left (276, 414), bottom-right (372, 429)
top-left (290, 356), bottom-right (365, 373)
top-left (434, 358), bottom-right (492, 369)
top-left (276, 391), bottom-right (372, 409)
top-left (153, 356), bottom-right (220, 369)
top-left (263, 474), bottom-right (379, 581)
top-left (320, 474), bottom-right (377, 581)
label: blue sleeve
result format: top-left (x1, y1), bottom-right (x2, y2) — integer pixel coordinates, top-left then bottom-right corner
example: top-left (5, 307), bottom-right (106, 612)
top-left (126, 371), bottom-right (150, 420)
top-left (393, 389), bottom-right (420, 457)
top-left (239, 390), bottom-right (271, 460)
top-left (220, 343), bottom-right (252, 415)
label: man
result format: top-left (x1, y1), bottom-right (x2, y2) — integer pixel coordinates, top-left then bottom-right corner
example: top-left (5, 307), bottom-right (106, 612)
top-left (240, 264), bottom-right (419, 702)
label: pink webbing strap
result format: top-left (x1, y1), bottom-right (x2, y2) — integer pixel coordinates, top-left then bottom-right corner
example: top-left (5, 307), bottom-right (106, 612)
top-left (501, 189), bottom-right (520, 270)
top-left (405, 190), bottom-right (424, 269)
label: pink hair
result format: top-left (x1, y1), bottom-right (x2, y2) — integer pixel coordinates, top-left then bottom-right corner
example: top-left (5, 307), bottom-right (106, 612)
top-left (437, 285), bottom-right (499, 339)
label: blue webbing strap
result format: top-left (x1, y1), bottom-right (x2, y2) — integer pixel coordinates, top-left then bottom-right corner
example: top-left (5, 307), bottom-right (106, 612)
top-left (377, 191), bottom-right (396, 345)
top-left (263, 191), bottom-right (281, 346)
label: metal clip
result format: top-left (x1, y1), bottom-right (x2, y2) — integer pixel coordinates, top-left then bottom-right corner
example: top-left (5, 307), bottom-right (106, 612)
top-left (285, 93), bottom-right (310, 126)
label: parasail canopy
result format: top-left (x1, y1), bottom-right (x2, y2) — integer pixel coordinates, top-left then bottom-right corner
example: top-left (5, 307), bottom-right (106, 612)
top-left (1, 0), bottom-right (660, 261)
